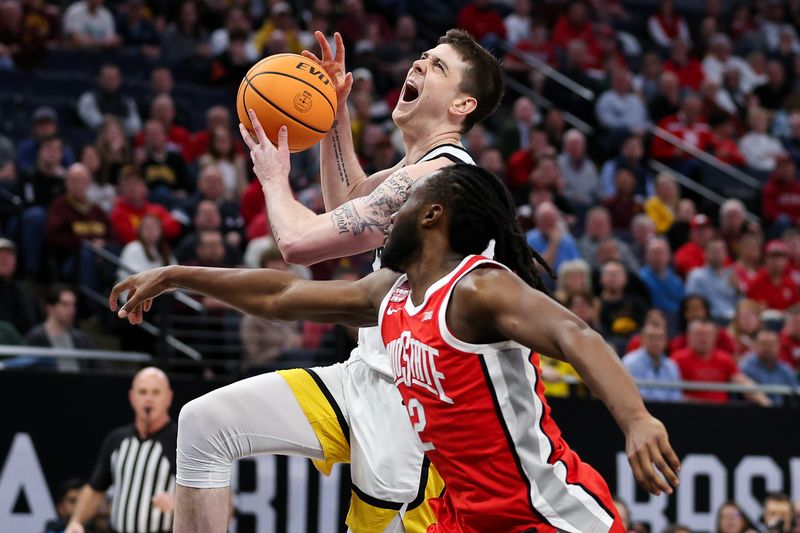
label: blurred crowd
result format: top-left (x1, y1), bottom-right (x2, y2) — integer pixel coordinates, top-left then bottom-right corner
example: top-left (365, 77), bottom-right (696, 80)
top-left (0, 0), bottom-right (798, 403)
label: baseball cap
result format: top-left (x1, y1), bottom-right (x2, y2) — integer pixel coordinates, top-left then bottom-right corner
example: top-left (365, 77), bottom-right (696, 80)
top-left (766, 239), bottom-right (789, 256)
top-left (690, 214), bottom-right (712, 230)
top-left (32, 106), bottom-right (57, 123)
top-left (0, 238), bottom-right (17, 252)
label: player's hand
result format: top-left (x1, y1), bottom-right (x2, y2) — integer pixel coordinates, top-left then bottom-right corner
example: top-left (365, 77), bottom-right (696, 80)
top-left (240, 110), bottom-right (290, 190)
top-left (301, 31), bottom-right (353, 109)
top-left (151, 491), bottom-right (175, 513)
top-left (109, 266), bottom-right (175, 325)
top-left (624, 415), bottom-right (680, 496)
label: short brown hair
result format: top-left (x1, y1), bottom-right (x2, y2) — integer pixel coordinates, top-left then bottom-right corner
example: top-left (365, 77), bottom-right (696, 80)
top-left (437, 29), bottom-right (505, 133)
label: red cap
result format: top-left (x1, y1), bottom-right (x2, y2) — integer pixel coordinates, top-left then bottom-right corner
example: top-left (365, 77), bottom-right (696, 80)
top-left (690, 214), bottom-right (712, 230)
top-left (766, 239), bottom-right (789, 256)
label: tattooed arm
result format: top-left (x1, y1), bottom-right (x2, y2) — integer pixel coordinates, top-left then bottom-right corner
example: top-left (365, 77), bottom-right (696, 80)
top-left (242, 113), bottom-right (448, 265)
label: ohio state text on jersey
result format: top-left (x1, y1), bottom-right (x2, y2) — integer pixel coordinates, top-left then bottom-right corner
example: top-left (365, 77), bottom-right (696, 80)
top-left (379, 255), bottom-right (624, 533)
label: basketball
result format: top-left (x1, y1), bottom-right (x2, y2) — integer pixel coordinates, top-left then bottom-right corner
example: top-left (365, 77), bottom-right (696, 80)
top-left (237, 53), bottom-right (338, 153)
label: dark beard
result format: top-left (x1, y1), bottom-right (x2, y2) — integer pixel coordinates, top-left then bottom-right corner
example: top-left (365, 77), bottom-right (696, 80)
top-left (381, 219), bottom-right (421, 273)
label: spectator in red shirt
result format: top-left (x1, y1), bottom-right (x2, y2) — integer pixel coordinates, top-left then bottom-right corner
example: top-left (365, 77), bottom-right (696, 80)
top-left (184, 106), bottom-right (239, 163)
top-left (663, 40), bottom-right (704, 90)
top-left (672, 319), bottom-right (769, 405)
top-left (669, 294), bottom-right (736, 354)
top-left (762, 153), bottom-right (800, 237)
top-left (110, 165), bottom-right (181, 245)
top-left (783, 227), bottom-right (800, 287)
top-left (746, 239), bottom-right (800, 311)
top-left (650, 94), bottom-right (711, 177)
top-left (551, 2), bottom-right (595, 51)
top-left (732, 232), bottom-right (763, 293)
top-left (503, 23), bottom-right (557, 77)
top-left (779, 303), bottom-right (800, 368)
top-left (674, 213), bottom-right (714, 278)
top-left (456, 0), bottom-right (506, 47)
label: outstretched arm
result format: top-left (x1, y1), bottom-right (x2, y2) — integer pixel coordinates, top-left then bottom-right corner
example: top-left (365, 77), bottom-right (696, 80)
top-left (301, 32), bottom-right (403, 208)
top-left (109, 265), bottom-right (399, 326)
top-left (452, 269), bottom-right (681, 497)
top-left (240, 115), bottom-right (445, 265)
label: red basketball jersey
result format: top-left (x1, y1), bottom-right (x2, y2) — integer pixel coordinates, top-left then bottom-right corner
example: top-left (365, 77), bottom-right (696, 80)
top-left (380, 255), bottom-right (624, 533)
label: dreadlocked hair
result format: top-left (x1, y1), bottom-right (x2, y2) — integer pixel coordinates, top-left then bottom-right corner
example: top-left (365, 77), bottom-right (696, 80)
top-left (421, 163), bottom-right (556, 293)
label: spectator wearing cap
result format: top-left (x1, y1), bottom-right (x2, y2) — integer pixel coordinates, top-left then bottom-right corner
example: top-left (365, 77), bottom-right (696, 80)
top-left (77, 64), bottom-right (142, 136)
top-left (254, 2), bottom-right (302, 55)
top-left (779, 304), bottom-right (800, 368)
top-left (45, 163), bottom-right (111, 289)
top-left (0, 238), bottom-right (41, 337)
top-left (674, 214), bottom-right (714, 278)
top-left (622, 320), bottom-right (683, 402)
top-left (639, 237), bottom-right (685, 322)
top-left (747, 240), bottom-right (800, 311)
top-left (15, 107), bottom-right (76, 175)
top-left (739, 108), bottom-right (785, 174)
top-left (63, 0), bottom-right (121, 49)
top-left (686, 238), bottom-right (738, 325)
top-left (109, 165), bottom-right (181, 245)
top-left (762, 153), bottom-right (800, 237)
top-left (740, 329), bottom-right (797, 407)
top-left (672, 319), bottom-right (769, 405)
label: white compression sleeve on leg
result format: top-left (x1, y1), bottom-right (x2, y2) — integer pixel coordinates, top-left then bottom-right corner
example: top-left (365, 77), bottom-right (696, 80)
top-left (176, 372), bottom-right (325, 488)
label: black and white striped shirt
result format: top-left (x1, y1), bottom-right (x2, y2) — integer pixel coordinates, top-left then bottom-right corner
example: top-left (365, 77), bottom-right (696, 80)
top-left (89, 422), bottom-right (177, 533)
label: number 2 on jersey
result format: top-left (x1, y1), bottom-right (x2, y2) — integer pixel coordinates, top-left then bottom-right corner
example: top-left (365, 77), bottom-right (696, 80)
top-left (407, 398), bottom-right (435, 451)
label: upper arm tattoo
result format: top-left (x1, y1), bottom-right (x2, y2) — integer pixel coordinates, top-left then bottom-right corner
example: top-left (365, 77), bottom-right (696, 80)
top-left (330, 171), bottom-right (413, 236)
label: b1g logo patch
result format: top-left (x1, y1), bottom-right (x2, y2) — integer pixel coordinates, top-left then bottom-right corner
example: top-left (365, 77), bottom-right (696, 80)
top-left (293, 91), bottom-right (313, 113)
top-left (389, 281), bottom-right (411, 303)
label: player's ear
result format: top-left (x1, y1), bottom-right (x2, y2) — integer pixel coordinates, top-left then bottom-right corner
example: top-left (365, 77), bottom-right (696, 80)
top-left (421, 204), bottom-right (443, 227)
top-left (451, 96), bottom-right (477, 117)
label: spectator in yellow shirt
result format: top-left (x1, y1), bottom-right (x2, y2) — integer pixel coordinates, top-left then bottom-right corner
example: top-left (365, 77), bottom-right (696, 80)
top-left (645, 171), bottom-right (680, 234)
top-left (254, 3), bottom-right (303, 55)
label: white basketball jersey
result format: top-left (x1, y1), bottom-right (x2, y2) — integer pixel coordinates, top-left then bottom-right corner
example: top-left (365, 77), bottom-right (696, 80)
top-left (359, 144), bottom-right (475, 376)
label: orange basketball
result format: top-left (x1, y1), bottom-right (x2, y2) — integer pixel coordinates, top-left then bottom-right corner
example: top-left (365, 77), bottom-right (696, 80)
top-left (237, 53), bottom-right (338, 153)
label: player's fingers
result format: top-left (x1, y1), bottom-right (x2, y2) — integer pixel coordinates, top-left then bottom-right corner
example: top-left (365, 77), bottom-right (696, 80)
top-left (119, 287), bottom-right (141, 319)
top-left (648, 442), bottom-right (677, 494)
top-left (301, 50), bottom-right (322, 64)
top-left (659, 434), bottom-right (682, 484)
top-left (334, 32), bottom-right (346, 63)
top-left (343, 71), bottom-right (353, 93)
top-left (276, 125), bottom-right (290, 159)
top-left (144, 298), bottom-right (153, 313)
top-left (627, 451), bottom-right (647, 492)
top-left (639, 445), bottom-right (668, 495)
top-left (239, 123), bottom-right (256, 149)
top-left (109, 279), bottom-right (130, 312)
top-left (316, 30), bottom-right (333, 61)
top-left (247, 109), bottom-right (269, 147)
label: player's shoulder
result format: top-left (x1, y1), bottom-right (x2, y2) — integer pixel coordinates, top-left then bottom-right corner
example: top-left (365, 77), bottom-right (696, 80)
top-left (453, 265), bottom-right (527, 314)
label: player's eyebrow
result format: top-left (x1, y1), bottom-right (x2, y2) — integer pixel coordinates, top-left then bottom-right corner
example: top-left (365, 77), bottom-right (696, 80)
top-left (421, 51), bottom-right (449, 74)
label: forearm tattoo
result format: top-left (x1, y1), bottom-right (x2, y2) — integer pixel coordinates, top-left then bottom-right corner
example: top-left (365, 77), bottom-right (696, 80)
top-left (330, 171), bottom-right (413, 236)
top-left (270, 221), bottom-right (281, 243)
top-left (331, 121), bottom-right (349, 187)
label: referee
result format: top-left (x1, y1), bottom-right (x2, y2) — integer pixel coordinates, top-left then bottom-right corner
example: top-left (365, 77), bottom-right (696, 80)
top-left (66, 367), bottom-right (177, 533)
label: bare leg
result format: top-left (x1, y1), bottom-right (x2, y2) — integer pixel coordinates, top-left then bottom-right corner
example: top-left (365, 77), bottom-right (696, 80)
top-left (174, 486), bottom-right (230, 533)
top-left (174, 373), bottom-right (325, 531)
